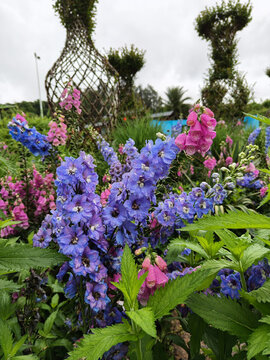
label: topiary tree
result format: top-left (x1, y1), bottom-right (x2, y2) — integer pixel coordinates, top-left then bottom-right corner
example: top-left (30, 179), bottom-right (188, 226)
top-left (108, 45), bottom-right (145, 114)
top-left (195, 0), bottom-right (252, 122)
top-left (135, 85), bottom-right (163, 113)
top-left (266, 68), bottom-right (270, 78)
top-left (45, 0), bottom-right (119, 129)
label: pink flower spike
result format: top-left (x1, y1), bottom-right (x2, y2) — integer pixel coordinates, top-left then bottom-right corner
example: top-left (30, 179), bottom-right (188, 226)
top-left (260, 186), bottom-right (268, 198)
top-left (146, 265), bottom-right (156, 288)
top-left (175, 133), bottom-right (187, 150)
top-left (203, 158), bottom-right (217, 171)
top-left (153, 265), bottom-right (169, 287)
top-left (203, 107), bottom-right (214, 118)
top-left (187, 111), bottom-right (198, 127)
top-left (155, 256), bottom-right (167, 271)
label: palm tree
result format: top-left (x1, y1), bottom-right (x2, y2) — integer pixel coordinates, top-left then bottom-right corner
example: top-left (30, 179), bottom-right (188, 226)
top-left (164, 86), bottom-right (191, 118)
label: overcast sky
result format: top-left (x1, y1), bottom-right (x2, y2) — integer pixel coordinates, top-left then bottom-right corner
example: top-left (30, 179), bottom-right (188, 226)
top-left (0, 0), bottom-right (270, 105)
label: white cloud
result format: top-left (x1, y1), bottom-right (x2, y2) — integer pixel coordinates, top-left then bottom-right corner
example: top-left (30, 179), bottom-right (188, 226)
top-left (0, 0), bottom-right (269, 104)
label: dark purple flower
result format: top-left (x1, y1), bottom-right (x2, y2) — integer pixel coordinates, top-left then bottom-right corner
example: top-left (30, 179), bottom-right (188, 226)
top-left (85, 282), bottom-right (110, 312)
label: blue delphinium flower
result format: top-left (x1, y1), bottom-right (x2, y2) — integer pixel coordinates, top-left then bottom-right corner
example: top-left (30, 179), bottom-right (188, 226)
top-left (85, 282), bottom-right (110, 312)
top-left (103, 343), bottom-right (129, 360)
top-left (245, 259), bottom-right (270, 291)
top-left (220, 272), bottom-right (242, 299)
top-left (265, 127), bottom-right (270, 154)
top-left (248, 127), bottom-right (261, 145)
top-left (33, 214), bottom-right (52, 248)
top-left (171, 120), bottom-right (183, 138)
top-left (8, 116), bottom-right (51, 156)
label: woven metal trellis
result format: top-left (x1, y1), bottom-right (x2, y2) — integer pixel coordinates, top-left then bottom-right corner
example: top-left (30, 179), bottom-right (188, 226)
top-left (45, 19), bottom-right (119, 128)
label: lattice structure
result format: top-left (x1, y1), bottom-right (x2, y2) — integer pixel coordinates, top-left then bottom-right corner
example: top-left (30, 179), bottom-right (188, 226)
top-left (45, 20), bottom-right (119, 128)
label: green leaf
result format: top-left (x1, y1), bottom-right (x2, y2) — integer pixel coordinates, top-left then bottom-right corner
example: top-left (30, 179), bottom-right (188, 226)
top-left (0, 279), bottom-right (22, 292)
top-left (50, 338), bottom-right (73, 351)
top-left (187, 293), bottom-right (259, 338)
top-left (259, 316), bottom-right (270, 325)
top-left (10, 334), bottom-right (27, 357)
top-left (12, 356), bottom-right (38, 360)
top-left (0, 219), bottom-right (21, 229)
top-left (203, 325), bottom-right (237, 360)
top-left (168, 239), bottom-right (209, 259)
top-left (181, 211), bottom-right (270, 231)
top-left (127, 308), bottom-right (156, 338)
top-left (67, 323), bottom-right (138, 360)
top-left (43, 310), bottom-right (58, 335)
top-left (215, 229), bottom-right (249, 259)
top-left (116, 244), bottom-right (144, 310)
top-left (51, 294), bottom-right (59, 309)
top-left (0, 292), bottom-right (16, 320)
top-left (0, 318), bottom-right (13, 358)
top-left (188, 314), bottom-right (206, 357)
top-left (240, 244), bottom-right (270, 271)
top-left (247, 280), bottom-right (270, 303)
top-left (247, 324), bottom-right (270, 360)
top-left (0, 244), bottom-right (67, 273)
top-left (147, 264), bottom-right (223, 320)
top-left (258, 184), bottom-right (270, 208)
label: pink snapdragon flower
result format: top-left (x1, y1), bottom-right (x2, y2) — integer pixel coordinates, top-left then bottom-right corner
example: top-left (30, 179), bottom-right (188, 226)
top-left (47, 115), bottom-right (67, 146)
top-left (100, 186), bottom-right (111, 206)
top-left (59, 85), bottom-right (82, 115)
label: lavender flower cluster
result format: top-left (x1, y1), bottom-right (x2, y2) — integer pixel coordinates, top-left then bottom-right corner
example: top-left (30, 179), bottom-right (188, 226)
top-left (247, 127), bottom-right (261, 145)
top-left (237, 172), bottom-right (264, 190)
top-left (8, 115), bottom-right (51, 156)
top-left (171, 120), bottom-right (183, 138)
top-left (265, 126), bottom-right (270, 154)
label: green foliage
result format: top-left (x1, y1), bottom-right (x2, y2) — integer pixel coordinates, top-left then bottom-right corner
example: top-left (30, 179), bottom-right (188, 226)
top-left (247, 280), bottom-right (270, 303)
top-left (135, 85), bottom-right (163, 113)
top-left (0, 242), bottom-right (67, 274)
top-left (147, 264), bottom-right (222, 320)
top-left (53, 0), bottom-right (99, 36)
top-left (247, 324), bottom-right (270, 359)
top-left (111, 115), bottom-right (162, 150)
top-left (181, 210), bottom-right (270, 232)
top-left (126, 308), bottom-right (156, 338)
top-left (67, 323), bottom-right (138, 360)
top-left (187, 293), bottom-right (259, 338)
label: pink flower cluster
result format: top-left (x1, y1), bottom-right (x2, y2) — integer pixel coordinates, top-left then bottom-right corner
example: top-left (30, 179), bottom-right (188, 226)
top-left (100, 185), bottom-right (111, 206)
top-left (175, 105), bottom-right (217, 156)
top-left (59, 85), bottom-right (82, 115)
top-left (138, 255), bottom-right (169, 305)
top-left (47, 114), bottom-right (67, 146)
top-left (203, 157), bottom-right (217, 177)
top-left (0, 166), bottom-right (55, 236)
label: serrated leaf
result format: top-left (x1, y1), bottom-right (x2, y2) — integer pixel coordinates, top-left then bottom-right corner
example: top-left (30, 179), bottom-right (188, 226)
top-left (147, 264), bottom-right (223, 320)
top-left (0, 292), bottom-right (16, 320)
top-left (0, 219), bottom-right (21, 229)
top-left (0, 244), bottom-right (67, 273)
top-left (168, 239), bottom-right (209, 259)
top-left (0, 318), bottom-right (13, 358)
top-left (248, 280), bottom-right (270, 303)
top-left (51, 338), bottom-right (73, 350)
top-left (240, 244), bottom-right (270, 271)
top-left (67, 323), bottom-right (137, 360)
top-left (188, 314), bottom-right (206, 357)
top-left (127, 308), bottom-right (156, 338)
top-left (51, 294), bottom-right (59, 309)
top-left (260, 316), bottom-right (270, 325)
top-left (247, 324), bottom-right (270, 360)
top-left (181, 211), bottom-right (270, 231)
top-left (117, 244), bottom-right (144, 310)
top-left (215, 229), bottom-right (249, 259)
top-left (0, 279), bottom-right (22, 292)
top-left (12, 356), bottom-right (38, 360)
top-left (187, 293), bottom-right (259, 338)
top-left (203, 325), bottom-right (237, 360)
